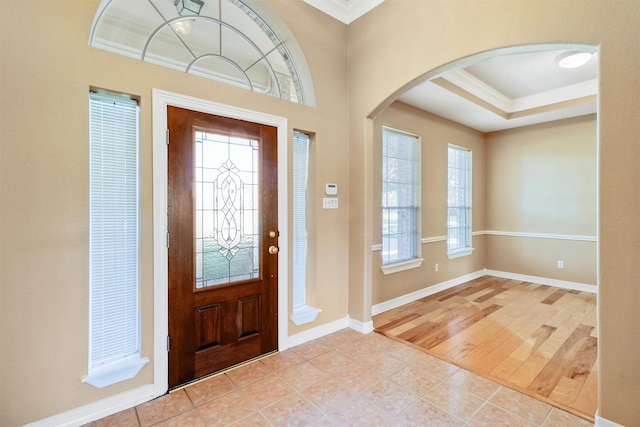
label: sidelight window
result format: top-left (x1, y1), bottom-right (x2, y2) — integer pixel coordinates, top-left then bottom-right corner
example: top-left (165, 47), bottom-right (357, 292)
top-left (84, 89), bottom-right (148, 388)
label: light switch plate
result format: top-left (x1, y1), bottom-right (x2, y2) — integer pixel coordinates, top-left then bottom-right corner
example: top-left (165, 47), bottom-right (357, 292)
top-left (322, 197), bottom-right (339, 209)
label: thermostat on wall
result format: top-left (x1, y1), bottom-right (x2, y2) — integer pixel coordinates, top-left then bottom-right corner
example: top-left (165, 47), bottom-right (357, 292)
top-left (325, 183), bottom-right (338, 195)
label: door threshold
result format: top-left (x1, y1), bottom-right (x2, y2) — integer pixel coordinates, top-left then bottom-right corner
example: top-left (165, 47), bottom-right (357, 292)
top-left (168, 349), bottom-right (279, 393)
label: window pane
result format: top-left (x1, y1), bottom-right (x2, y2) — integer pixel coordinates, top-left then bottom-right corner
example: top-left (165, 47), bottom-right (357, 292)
top-left (89, 91), bottom-right (140, 369)
top-left (194, 131), bottom-right (260, 288)
top-left (292, 132), bottom-right (310, 309)
top-left (447, 146), bottom-right (472, 252)
top-left (381, 128), bottom-right (420, 265)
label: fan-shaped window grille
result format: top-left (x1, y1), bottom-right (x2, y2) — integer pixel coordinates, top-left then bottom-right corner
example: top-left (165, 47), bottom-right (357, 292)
top-left (90, 0), bottom-right (316, 106)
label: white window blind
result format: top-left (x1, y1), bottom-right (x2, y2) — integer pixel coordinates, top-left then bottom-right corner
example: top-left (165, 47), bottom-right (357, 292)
top-left (292, 131), bottom-right (309, 309)
top-left (84, 91), bottom-right (147, 388)
top-left (447, 145), bottom-right (472, 253)
top-left (382, 127), bottom-right (421, 265)
top-left (290, 131), bottom-right (320, 325)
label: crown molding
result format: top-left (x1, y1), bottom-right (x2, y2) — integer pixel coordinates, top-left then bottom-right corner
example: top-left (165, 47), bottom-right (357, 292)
top-left (442, 69), bottom-right (597, 115)
top-left (303, 0), bottom-right (384, 24)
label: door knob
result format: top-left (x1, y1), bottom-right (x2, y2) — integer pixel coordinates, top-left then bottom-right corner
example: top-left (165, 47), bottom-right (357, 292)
top-left (268, 245), bottom-right (279, 255)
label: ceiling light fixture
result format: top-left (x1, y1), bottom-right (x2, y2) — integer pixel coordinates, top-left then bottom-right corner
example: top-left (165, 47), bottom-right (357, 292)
top-left (175, 0), bottom-right (204, 16)
top-left (556, 51), bottom-right (593, 69)
top-left (171, 20), bottom-right (192, 35)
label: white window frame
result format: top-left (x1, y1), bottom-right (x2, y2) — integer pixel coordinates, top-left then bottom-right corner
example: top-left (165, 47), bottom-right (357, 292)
top-left (447, 144), bottom-right (474, 259)
top-left (83, 90), bottom-right (148, 388)
top-left (381, 127), bottom-right (422, 274)
top-left (290, 131), bottom-right (321, 324)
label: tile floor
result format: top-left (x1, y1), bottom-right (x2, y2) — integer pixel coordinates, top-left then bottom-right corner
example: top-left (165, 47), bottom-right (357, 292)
top-left (86, 329), bottom-right (593, 427)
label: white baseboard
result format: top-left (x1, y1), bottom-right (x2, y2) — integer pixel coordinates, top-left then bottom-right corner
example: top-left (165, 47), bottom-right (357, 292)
top-left (24, 384), bottom-right (157, 427)
top-left (595, 411), bottom-right (625, 427)
top-left (349, 317), bottom-right (374, 334)
top-left (286, 316), bottom-right (350, 348)
top-left (372, 269), bottom-right (487, 316)
top-left (484, 269), bottom-right (597, 294)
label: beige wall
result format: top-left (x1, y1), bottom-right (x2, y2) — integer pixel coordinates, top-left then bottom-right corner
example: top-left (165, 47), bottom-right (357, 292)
top-left (372, 102), bottom-right (486, 304)
top-left (486, 115), bottom-right (597, 284)
top-left (371, 106), bottom-right (596, 305)
top-left (0, 1), bottom-right (350, 425)
top-left (3, 0), bottom-right (640, 425)
top-left (347, 1), bottom-right (640, 424)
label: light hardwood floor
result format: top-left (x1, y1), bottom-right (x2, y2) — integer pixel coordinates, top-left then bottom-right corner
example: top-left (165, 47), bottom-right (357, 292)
top-left (373, 275), bottom-right (597, 422)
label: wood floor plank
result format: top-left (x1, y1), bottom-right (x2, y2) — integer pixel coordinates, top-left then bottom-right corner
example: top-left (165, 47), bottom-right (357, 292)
top-left (526, 324), bottom-right (594, 397)
top-left (572, 360), bottom-right (598, 416)
top-left (414, 304), bottom-right (502, 350)
top-left (372, 275), bottom-right (597, 421)
top-left (548, 376), bottom-right (583, 406)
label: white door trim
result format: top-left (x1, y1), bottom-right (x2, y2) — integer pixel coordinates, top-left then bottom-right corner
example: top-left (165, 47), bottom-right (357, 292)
top-left (152, 89), bottom-right (289, 397)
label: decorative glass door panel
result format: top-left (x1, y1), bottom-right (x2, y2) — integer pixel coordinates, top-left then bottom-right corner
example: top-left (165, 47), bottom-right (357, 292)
top-left (195, 131), bottom-right (260, 288)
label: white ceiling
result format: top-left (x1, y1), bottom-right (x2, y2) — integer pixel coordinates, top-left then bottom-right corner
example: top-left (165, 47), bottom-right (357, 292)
top-left (398, 49), bottom-right (598, 132)
top-left (304, 0), bottom-right (599, 133)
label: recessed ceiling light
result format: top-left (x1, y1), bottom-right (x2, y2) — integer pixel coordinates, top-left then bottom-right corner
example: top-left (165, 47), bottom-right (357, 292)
top-left (556, 51), bottom-right (593, 69)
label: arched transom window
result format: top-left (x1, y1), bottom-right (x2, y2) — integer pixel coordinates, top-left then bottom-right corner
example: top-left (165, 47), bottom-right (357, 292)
top-left (90, 0), bottom-right (316, 106)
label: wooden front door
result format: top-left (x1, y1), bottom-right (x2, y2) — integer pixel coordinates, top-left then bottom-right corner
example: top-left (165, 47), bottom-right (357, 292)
top-left (167, 106), bottom-right (278, 388)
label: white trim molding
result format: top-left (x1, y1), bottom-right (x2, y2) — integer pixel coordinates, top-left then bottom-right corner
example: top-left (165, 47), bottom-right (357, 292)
top-left (303, 0), bottom-right (384, 24)
top-left (286, 316), bottom-right (349, 348)
top-left (349, 317), bottom-right (375, 334)
top-left (380, 258), bottom-right (424, 275)
top-left (372, 235), bottom-right (447, 251)
top-left (595, 411), bottom-right (625, 427)
top-left (475, 230), bottom-right (597, 242)
top-left (24, 385), bottom-right (156, 427)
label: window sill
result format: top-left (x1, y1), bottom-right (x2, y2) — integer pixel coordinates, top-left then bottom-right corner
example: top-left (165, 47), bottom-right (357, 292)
top-left (290, 305), bottom-right (322, 325)
top-left (447, 248), bottom-right (475, 259)
top-left (381, 258), bottom-right (424, 275)
top-left (82, 354), bottom-right (149, 388)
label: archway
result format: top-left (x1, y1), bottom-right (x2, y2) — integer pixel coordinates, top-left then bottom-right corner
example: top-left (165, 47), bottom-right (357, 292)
top-left (369, 43), bottom-right (599, 421)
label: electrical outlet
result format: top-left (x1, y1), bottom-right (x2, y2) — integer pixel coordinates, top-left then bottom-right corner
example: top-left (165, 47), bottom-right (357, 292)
top-left (557, 260), bottom-right (564, 269)
top-left (435, 263), bottom-right (439, 272)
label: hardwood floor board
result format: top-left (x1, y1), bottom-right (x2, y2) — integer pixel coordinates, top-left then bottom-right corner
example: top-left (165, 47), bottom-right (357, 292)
top-left (491, 355), bottom-right (526, 381)
top-left (582, 305), bottom-right (597, 331)
top-left (526, 324), bottom-right (593, 397)
top-left (572, 360), bottom-right (598, 416)
top-left (541, 289), bottom-right (570, 305)
top-left (372, 275), bottom-right (597, 420)
top-left (536, 299), bottom-right (595, 359)
top-left (375, 312), bottom-right (422, 332)
top-left (396, 319), bottom-right (440, 342)
top-left (563, 334), bottom-right (597, 383)
top-left (473, 304), bottom-right (555, 373)
top-left (509, 323), bottom-right (558, 363)
top-left (548, 376), bottom-right (583, 406)
top-left (508, 351), bottom-right (551, 389)
top-left (439, 278), bottom-right (502, 301)
top-left (437, 294), bottom-right (545, 362)
top-left (429, 301), bottom-right (521, 355)
top-left (415, 304), bottom-right (502, 350)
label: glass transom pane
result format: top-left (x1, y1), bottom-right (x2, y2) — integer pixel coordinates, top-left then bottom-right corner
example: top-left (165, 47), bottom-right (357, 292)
top-left (195, 131), bottom-right (260, 288)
